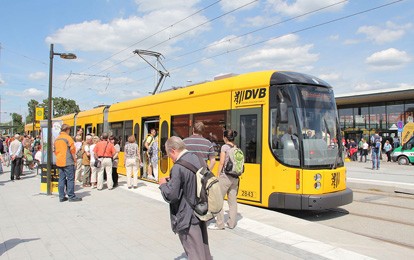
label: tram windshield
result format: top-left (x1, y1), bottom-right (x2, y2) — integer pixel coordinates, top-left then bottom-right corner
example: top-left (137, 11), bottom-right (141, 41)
top-left (270, 84), bottom-right (344, 169)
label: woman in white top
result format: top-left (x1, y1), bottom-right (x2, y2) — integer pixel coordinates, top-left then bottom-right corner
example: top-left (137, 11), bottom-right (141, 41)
top-left (124, 135), bottom-right (141, 189)
top-left (89, 136), bottom-right (100, 189)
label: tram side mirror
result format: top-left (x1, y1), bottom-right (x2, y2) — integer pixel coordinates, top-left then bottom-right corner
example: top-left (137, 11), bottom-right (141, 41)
top-left (279, 102), bottom-right (288, 123)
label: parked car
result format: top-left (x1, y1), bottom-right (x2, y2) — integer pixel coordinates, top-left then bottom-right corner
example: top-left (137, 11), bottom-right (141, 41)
top-left (391, 136), bottom-right (414, 165)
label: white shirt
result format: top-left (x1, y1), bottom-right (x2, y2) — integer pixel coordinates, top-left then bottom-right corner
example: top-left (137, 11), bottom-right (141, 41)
top-left (89, 144), bottom-right (95, 166)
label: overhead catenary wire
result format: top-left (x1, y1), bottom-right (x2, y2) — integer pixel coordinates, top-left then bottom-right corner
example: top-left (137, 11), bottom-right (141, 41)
top-left (68, 0), bottom-right (404, 107)
top-left (168, 0), bottom-right (405, 73)
top-left (120, 0), bottom-right (403, 90)
top-left (73, 0), bottom-right (259, 86)
top-left (82, 0), bottom-right (224, 72)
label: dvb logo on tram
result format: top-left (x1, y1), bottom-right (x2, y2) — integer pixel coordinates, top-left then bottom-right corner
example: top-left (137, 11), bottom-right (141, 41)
top-left (234, 88), bottom-right (267, 106)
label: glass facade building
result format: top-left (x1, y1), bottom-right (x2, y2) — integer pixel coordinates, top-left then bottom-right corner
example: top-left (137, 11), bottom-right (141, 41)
top-left (336, 89), bottom-right (414, 145)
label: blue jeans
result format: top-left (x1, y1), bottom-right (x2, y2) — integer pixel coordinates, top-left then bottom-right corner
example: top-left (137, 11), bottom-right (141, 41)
top-left (58, 165), bottom-right (76, 199)
top-left (372, 151), bottom-right (380, 169)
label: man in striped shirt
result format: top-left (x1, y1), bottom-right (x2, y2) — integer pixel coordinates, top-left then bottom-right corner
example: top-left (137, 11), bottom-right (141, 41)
top-left (183, 121), bottom-right (216, 171)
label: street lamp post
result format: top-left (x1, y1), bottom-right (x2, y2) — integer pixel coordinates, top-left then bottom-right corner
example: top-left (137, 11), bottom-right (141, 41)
top-left (46, 43), bottom-right (76, 195)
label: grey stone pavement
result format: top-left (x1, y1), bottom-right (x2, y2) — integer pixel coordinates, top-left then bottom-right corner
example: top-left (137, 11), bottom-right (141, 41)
top-left (0, 161), bottom-right (413, 260)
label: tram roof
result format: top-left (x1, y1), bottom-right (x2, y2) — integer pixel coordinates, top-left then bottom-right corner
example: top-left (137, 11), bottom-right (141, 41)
top-left (54, 113), bottom-right (76, 121)
top-left (335, 86), bottom-right (414, 106)
top-left (77, 106), bottom-right (108, 119)
top-left (109, 70), bottom-right (277, 111)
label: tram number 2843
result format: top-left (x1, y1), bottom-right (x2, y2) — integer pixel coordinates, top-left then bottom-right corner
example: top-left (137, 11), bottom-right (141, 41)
top-left (240, 190), bottom-right (256, 198)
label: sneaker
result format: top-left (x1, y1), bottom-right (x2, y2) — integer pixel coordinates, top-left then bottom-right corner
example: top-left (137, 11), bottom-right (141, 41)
top-left (59, 197), bottom-right (68, 202)
top-left (208, 224), bottom-right (224, 230)
top-left (69, 197), bottom-right (82, 202)
top-left (133, 186), bottom-right (138, 189)
top-left (128, 186), bottom-right (132, 189)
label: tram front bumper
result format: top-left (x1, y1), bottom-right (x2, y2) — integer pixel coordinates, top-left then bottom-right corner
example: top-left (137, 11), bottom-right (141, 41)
top-left (268, 188), bottom-right (353, 210)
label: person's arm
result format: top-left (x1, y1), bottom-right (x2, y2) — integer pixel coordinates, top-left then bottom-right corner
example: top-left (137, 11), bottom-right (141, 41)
top-left (136, 144), bottom-right (141, 164)
top-left (93, 144), bottom-right (99, 160)
top-left (15, 143), bottom-right (22, 157)
top-left (159, 168), bottom-right (182, 203)
top-left (209, 157), bottom-right (216, 171)
top-left (70, 141), bottom-right (76, 162)
top-left (85, 145), bottom-right (90, 157)
top-left (144, 136), bottom-right (152, 150)
top-left (111, 145), bottom-right (117, 158)
top-left (9, 145), bottom-right (14, 159)
top-left (217, 150), bottom-right (226, 175)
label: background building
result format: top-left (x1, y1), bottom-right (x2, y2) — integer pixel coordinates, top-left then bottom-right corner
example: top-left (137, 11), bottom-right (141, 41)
top-left (336, 87), bottom-right (414, 146)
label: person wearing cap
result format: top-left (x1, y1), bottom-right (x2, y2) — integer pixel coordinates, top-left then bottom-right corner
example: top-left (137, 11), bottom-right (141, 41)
top-left (9, 134), bottom-right (23, 180)
top-left (54, 124), bottom-right (82, 202)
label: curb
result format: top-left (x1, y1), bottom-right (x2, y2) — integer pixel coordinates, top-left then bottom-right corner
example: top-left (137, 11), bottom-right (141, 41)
top-left (347, 178), bottom-right (414, 195)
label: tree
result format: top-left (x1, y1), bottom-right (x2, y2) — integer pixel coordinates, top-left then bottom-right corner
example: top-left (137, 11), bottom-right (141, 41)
top-left (49, 97), bottom-right (80, 118)
top-left (27, 97), bottom-right (80, 121)
top-left (26, 99), bottom-right (40, 123)
top-left (11, 113), bottom-right (24, 134)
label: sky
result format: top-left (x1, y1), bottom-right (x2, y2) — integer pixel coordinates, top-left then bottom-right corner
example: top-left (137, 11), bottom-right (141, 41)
top-left (0, 0), bottom-right (413, 123)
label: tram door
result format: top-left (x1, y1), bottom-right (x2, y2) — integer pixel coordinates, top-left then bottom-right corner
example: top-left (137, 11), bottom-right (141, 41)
top-left (231, 108), bottom-right (262, 203)
top-left (142, 118), bottom-right (159, 180)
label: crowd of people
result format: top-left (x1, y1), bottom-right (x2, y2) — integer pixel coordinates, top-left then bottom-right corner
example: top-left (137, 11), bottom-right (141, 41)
top-left (343, 132), bottom-right (400, 170)
top-left (55, 125), bottom-right (162, 200)
top-left (2, 121), bottom-right (243, 259)
top-left (0, 133), bottom-right (42, 180)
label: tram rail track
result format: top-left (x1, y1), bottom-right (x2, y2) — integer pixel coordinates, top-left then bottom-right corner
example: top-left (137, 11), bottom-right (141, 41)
top-left (284, 189), bottom-right (414, 250)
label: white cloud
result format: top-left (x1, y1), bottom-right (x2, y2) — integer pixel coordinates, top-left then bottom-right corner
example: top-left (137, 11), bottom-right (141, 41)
top-left (207, 35), bottom-right (244, 53)
top-left (319, 73), bottom-right (340, 81)
top-left (238, 35), bottom-right (318, 70)
top-left (135, 0), bottom-right (199, 12)
top-left (46, 8), bottom-right (209, 55)
top-left (353, 80), bottom-right (395, 92)
top-left (343, 39), bottom-right (360, 45)
top-left (29, 72), bottom-right (46, 80)
top-left (0, 75), bottom-right (4, 85)
top-left (7, 88), bottom-right (45, 100)
top-left (329, 34), bottom-right (339, 41)
top-left (267, 0), bottom-right (347, 17)
top-left (365, 48), bottom-right (412, 71)
top-left (220, 0), bottom-right (259, 12)
top-left (358, 21), bottom-right (412, 44)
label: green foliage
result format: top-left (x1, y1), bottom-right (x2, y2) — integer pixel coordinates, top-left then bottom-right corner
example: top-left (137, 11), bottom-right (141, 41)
top-left (11, 113), bottom-right (24, 134)
top-left (50, 97), bottom-right (80, 118)
top-left (27, 97), bottom-right (80, 121)
top-left (26, 99), bottom-right (40, 123)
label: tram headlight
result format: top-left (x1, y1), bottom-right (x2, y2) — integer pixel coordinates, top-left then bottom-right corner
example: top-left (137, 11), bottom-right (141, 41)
top-left (314, 182), bottom-right (321, 190)
top-left (314, 173), bottom-right (322, 181)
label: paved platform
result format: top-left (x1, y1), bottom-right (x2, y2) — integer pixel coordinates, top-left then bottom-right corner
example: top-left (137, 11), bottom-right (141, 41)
top-left (1, 163), bottom-right (413, 259)
top-left (346, 160), bottom-right (414, 194)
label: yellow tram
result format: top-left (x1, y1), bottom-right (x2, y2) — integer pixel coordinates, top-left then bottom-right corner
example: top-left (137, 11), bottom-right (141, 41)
top-left (26, 70), bottom-right (353, 210)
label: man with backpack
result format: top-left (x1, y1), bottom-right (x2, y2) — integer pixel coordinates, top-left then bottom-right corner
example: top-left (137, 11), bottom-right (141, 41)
top-left (159, 136), bottom-right (212, 260)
